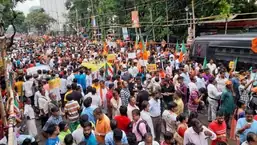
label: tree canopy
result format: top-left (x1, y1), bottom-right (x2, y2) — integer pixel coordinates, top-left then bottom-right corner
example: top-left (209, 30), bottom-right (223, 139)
top-left (0, 0), bottom-right (26, 31)
top-left (25, 9), bottom-right (56, 32)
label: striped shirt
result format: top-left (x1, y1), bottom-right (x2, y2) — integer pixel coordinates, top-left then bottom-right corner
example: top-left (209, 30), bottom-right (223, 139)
top-left (64, 100), bottom-right (80, 122)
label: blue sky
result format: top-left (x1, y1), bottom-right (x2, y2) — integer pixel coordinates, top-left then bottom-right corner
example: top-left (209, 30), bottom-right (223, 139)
top-left (14, 0), bottom-right (40, 15)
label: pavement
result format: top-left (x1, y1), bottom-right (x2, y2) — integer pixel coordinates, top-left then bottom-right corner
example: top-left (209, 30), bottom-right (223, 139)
top-left (33, 110), bottom-right (236, 145)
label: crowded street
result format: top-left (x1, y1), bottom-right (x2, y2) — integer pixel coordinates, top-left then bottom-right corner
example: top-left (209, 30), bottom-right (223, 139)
top-left (1, 0), bottom-right (257, 145)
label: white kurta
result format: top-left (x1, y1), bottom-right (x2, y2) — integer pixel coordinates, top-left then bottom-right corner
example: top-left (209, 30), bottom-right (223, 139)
top-left (110, 97), bottom-right (122, 117)
top-left (24, 104), bottom-right (38, 137)
top-left (140, 110), bottom-right (155, 138)
top-left (97, 88), bottom-right (108, 111)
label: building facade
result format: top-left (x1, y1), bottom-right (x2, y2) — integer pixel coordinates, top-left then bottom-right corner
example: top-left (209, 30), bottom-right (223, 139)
top-left (40, 0), bottom-right (67, 32)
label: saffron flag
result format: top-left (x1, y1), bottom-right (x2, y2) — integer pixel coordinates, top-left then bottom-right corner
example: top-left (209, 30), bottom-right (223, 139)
top-left (252, 38), bottom-right (257, 53)
top-left (103, 42), bottom-right (108, 55)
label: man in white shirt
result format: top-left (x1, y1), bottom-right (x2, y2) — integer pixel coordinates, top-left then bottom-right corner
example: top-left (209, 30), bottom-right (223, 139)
top-left (207, 59), bottom-right (216, 75)
top-left (97, 80), bottom-right (108, 111)
top-left (165, 65), bottom-right (172, 76)
top-left (188, 77), bottom-right (198, 94)
top-left (60, 75), bottom-right (67, 107)
top-left (23, 75), bottom-right (35, 105)
top-left (216, 71), bottom-right (228, 92)
top-left (148, 91), bottom-right (161, 142)
top-left (207, 77), bottom-right (222, 122)
top-left (180, 68), bottom-right (190, 88)
top-left (196, 70), bottom-right (206, 90)
top-left (241, 132), bottom-right (257, 145)
top-left (86, 70), bottom-right (93, 88)
top-left (128, 62), bottom-right (139, 78)
top-left (184, 118), bottom-right (216, 145)
top-left (67, 70), bottom-right (75, 86)
top-left (38, 88), bottom-right (50, 128)
top-left (127, 96), bottom-right (139, 121)
top-left (24, 98), bottom-right (38, 138)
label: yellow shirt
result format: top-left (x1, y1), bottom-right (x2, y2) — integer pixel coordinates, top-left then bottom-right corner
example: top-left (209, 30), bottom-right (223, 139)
top-left (64, 90), bottom-right (73, 102)
top-left (92, 84), bottom-right (100, 90)
top-left (15, 81), bottom-right (24, 96)
top-left (174, 98), bottom-right (184, 115)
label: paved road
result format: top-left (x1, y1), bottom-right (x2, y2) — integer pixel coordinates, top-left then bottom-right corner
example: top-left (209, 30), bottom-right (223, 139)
top-left (34, 110), bottom-right (236, 145)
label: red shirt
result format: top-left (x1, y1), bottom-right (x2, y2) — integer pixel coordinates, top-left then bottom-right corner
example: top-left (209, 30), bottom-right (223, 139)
top-left (114, 115), bottom-right (131, 133)
top-left (208, 121), bottom-right (227, 145)
top-left (106, 90), bottom-right (113, 103)
top-left (254, 115), bottom-right (257, 121)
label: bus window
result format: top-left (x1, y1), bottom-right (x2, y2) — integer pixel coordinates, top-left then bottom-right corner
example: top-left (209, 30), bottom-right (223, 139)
top-left (225, 48), bottom-right (231, 52)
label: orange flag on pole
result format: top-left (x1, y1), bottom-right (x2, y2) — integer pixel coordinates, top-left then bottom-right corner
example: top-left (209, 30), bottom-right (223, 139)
top-left (252, 38), bottom-right (257, 53)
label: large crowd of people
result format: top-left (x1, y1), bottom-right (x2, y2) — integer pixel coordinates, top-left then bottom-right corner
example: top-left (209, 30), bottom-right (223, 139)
top-left (0, 36), bottom-right (257, 145)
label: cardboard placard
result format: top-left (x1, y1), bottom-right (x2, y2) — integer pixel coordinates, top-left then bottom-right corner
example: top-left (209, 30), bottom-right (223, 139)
top-left (128, 53), bottom-right (136, 59)
top-left (229, 61), bottom-right (234, 69)
top-left (147, 64), bottom-right (157, 72)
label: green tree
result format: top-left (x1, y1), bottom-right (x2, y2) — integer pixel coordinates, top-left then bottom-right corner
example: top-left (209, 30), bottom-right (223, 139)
top-left (65, 0), bottom-right (257, 41)
top-left (25, 9), bottom-right (56, 32)
top-left (14, 11), bottom-right (26, 32)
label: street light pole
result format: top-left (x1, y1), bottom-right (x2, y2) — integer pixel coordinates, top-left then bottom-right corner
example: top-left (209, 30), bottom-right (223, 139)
top-left (149, 7), bottom-right (155, 41)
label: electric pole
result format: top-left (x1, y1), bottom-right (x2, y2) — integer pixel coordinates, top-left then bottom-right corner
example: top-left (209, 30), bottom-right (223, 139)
top-left (149, 7), bottom-right (155, 41)
top-left (192, 0), bottom-right (196, 39)
top-left (165, 0), bottom-right (169, 43)
top-left (75, 8), bottom-right (79, 35)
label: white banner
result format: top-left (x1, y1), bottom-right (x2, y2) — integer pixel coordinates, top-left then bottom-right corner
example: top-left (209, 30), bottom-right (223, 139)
top-left (122, 27), bottom-right (129, 40)
top-left (128, 53), bottom-right (136, 59)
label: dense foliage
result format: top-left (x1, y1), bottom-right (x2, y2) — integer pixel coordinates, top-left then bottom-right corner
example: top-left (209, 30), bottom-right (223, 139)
top-left (0, 0), bottom-right (26, 33)
top-left (65, 0), bottom-right (257, 41)
top-left (25, 9), bottom-right (56, 33)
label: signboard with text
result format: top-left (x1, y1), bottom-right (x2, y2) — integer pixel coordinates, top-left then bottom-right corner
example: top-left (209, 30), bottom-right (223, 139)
top-left (147, 64), bottom-right (157, 72)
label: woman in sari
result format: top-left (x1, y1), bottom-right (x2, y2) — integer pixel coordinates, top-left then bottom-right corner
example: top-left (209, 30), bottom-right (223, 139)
top-left (230, 100), bottom-right (246, 144)
top-left (176, 113), bottom-right (188, 138)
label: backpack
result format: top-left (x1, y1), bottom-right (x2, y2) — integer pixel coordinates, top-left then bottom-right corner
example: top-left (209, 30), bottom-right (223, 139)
top-left (136, 120), bottom-right (152, 140)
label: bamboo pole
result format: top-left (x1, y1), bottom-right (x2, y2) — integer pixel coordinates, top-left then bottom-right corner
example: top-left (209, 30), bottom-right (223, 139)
top-left (0, 38), bottom-right (7, 126)
top-left (8, 87), bottom-right (15, 145)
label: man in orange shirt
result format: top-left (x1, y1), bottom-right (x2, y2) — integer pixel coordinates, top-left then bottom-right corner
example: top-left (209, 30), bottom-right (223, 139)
top-left (94, 107), bottom-right (111, 143)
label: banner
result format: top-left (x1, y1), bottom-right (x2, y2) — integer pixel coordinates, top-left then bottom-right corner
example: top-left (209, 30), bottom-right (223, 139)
top-left (122, 27), bottom-right (129, 40)
top-left (147, 64), bottom-right (157, 72)
top-left (128, 53), bottom-right (136, 59)
top-left (132, 11), bottom-right (140, 28)
top-left (81, 62), bottom-right (112, 72)
top-left (92, 16), bottom-right (96, 27)
top-left (48, 78), bottom-right (61, 90)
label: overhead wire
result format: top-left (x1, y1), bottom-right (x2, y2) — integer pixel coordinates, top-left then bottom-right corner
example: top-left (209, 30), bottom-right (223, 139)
top-left (65, 0), bottom-right (257, 32)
